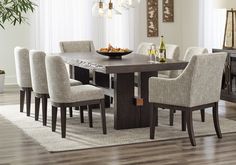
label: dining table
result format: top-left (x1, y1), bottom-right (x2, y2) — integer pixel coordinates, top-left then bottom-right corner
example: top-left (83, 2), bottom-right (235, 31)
top-left (57, 52), bottom-right (188, 130)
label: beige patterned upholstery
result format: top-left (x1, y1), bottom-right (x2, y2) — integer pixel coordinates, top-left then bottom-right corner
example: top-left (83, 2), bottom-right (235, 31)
top-left (14, 47), bottom-right (32, 88)
top-left (29, 50), bottom-right (48, 94)
top-left (136, 42), bottom-right (155, 55)
top-left (59, 41), bottom-right (95, 53)
top-left (59, 40), bottom-right (95, 79)
top-left (169, 47), bottom-right (209, 78)
top-left (45, 55), bottom-right (104, 103)
top-left (166, 44), bottom-right (180, 60)
top-left (69, 79), bottom-right (82, 86)
top-left (184, 47), bottom-right (209, 62)
top-left (29, 50), bottom-right (82, 95)
top-left (149, 53), bottom-right (227, 107)
top-left (159, 44), bottom-right (180, 78)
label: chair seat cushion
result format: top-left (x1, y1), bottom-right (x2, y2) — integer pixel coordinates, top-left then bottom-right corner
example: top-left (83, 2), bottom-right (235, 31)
top-left (158, 73), bottom-right (170, 78)
top-left (69, 85), bottom-right (104, 102)
top-left (69, 79), bottom-right (82, 86)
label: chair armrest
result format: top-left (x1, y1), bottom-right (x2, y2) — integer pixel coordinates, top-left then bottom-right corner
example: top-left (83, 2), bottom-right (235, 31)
top-left (149, 77), bottom-right (190, 107)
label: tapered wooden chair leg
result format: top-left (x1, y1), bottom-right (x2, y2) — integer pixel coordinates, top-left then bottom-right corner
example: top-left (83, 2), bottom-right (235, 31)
top-left (35, 97), bottom-right (40, 121)
top-left (52, 106), bottom-right (57, 132)
top-left (201, 109), bottom-right (205, 122)
top-left (169, 109), bottom-right (174, 126)
top-left (42, 97), bottom-right (48, 126)
top-left (154, 105), bottom-right (158, 126)
top-left (186, 110), bottom-right (196, 146)
top-left (26, 89), bottom-right (31, 116)
top-left (150, 103), bottom-right (157, 139)
top-left (88, 105), bottom-right (93, 128)
top-left (60, 107), bottom-right (67, 138)
top-left (100, 99), bottom-right (107, 134)
top-left (20, 90), bottom-right (25, 113)
top-left (80, 106), bottom-right (84, 123)
top-left (213, 102), bottom-right (222, 138)
top-left (69, 107), bottom-right (73, 117)
top-left (182, 111), bottom-right (186, 131)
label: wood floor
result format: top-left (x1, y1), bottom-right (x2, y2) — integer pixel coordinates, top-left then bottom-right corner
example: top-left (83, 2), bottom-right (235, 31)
top-left (1, 86), bottom-right (236, 165)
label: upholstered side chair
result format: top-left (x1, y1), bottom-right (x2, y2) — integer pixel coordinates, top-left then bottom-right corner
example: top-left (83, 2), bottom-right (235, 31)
top-left (134, 42), bottom-right (156, 87)
top-left (29, 50), bottom-right (82, 126)
top-left (169, 47), bottom-right (209, 126)
top-left (60, 41), bottom-right (97, 120)
top-left (149, 53), bottom-right (227, 146)
top-left (14, 47), bottom-right (32, 116)
top-left (158, 44), bottom-right (181, 78)
top-left (45, 55), bottom-right (106, 138)
top-left (59, 40), bottom-right (95, 81)
top-left (136, 42), bottom-right (155, 55)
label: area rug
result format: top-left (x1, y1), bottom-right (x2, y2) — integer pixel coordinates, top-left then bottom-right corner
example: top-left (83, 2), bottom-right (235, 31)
top-left (0, 104), bottom-right (236, 152)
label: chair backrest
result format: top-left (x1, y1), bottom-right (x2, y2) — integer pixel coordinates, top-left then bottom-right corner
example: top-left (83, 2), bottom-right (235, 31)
top-left (14, 47), bottom-right (32, 88)
top-left (158, 44), bottom-right (180, 78)
top-left (45, 55), bottom-right (71, 103)
top-left (29, 50), bottom-right (48, 94)
top-left (178, 53), bottom-right (227, 107)
top-left (166, 44), bottom-right (180, 60)
top-left (184, 47), bottom-right (208, 62)
top-left (59, 41), bottom-right (95, 53)
top-left (136, 42), bottom-right (155, 55)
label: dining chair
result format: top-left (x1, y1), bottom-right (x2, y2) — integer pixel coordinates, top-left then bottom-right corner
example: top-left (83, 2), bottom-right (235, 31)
top-left (158, 44), bottom-right (180, 78)
top-left (149, 53), bottom-right (227, 146)
top-left (134, 42), bottom-right (156, 85)
top-left (14, 47), bottom-right (32, 116)
top-left (136, 42), bottom-right (155, 55)
top-left (169, 47), bottom-right (209, 126)
top-left (60, 40), bottom-right (96, 121)
top-left (59, 40), bottom-right (95, 80)
top-left (45, 55), bottom-right (106, 138)
top-left (29, 50), bottom-right (82, 126)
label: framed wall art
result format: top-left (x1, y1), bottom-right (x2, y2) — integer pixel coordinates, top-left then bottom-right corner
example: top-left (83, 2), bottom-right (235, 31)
top-left (163, 0), bottom-right (174, 22)
top-left (147, 0), bottom-right (158, 37)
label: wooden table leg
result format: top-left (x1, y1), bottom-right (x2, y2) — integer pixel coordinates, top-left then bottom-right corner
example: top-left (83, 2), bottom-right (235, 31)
top-left (95, 72), bottom-right (111, 108)
top-left (138, 71), bottom-right (157, 127)
top-left (114, 73), bottom-right (138, 129)
top-left (74, 66), bottom-right (90, 84)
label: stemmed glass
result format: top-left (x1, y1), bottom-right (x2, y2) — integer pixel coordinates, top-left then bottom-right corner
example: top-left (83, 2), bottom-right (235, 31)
top-left (148, 45), bottom-right (156, 63)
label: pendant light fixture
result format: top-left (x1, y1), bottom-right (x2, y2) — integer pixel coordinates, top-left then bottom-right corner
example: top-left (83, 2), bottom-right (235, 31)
top-left (92, 0), bottom-right (139, 18)
top-left (107, 0), bottom-right (122, 19)
top-left (92, 0), bottom-right (106, 17)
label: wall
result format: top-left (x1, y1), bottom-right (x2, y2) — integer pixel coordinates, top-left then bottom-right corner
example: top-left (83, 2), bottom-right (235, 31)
top-left (1, 0), bottom-right (200, 85)
top-left (0, 13), bottom-right (36, 85)
top-left (137, 0), bottom-right (200, 54)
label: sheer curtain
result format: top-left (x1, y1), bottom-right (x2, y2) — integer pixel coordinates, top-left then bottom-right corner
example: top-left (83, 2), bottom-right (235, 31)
top-left (199, 0), bottom-right (226, 50)
top-left (35, 0), bottom-right (136, 53)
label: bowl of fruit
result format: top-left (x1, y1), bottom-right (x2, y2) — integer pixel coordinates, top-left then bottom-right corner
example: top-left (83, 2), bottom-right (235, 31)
top-left (97, 44), bottom-right (132, 59)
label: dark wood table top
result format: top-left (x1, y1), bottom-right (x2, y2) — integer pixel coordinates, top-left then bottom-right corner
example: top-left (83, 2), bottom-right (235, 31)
top-left (56, 52), bottom-right (188, 74)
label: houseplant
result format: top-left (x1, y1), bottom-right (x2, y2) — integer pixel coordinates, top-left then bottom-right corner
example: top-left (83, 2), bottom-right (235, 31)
top-left (0, 0), bottom-right (35, 92)
top-left (0, 70), bottom-right (5, 93)
top-left (0, 0), bottom-right (36, 29)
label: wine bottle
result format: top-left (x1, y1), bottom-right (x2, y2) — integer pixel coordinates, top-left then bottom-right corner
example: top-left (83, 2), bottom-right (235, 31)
top-left (159, 36), bottom-right (166, 62)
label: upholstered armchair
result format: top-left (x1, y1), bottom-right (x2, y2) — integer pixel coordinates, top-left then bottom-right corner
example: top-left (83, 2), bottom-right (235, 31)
top-left (149, 53), bottom-right (227, 146)
top-left (45, 55), bottom-right (106, 138)
top-left (14, 47), bottom-right (32, 116)
top-left (169, 47), bottom-right (209, 125)
top-left (29, 50), bottom-right (82, 125)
